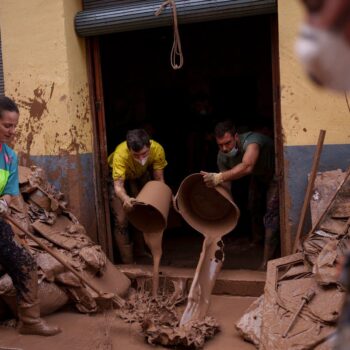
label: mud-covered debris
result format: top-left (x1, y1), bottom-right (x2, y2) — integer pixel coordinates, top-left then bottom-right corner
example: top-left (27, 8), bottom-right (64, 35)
top-left (235, 295), bottom-right (263, 347)
top-left (117, 290), bottom-right (219, 349)
top-left (143, 316), bottom-right (220, 349)
top-left (0, 165), bottom-right (130, 320)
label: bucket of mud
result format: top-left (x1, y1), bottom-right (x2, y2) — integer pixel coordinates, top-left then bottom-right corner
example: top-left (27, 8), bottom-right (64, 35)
top-left (128, 181), bottom-right (173, 233)
top-left (174, 173), bottom-right (240, 237)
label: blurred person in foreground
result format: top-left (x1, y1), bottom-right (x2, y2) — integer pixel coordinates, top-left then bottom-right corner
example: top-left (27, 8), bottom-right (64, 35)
top-left (296, 1), bottom-right (350, 348)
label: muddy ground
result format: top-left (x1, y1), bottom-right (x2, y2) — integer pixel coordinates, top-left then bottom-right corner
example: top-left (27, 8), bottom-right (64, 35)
top-left (0, 295), bottom-right (256, 350)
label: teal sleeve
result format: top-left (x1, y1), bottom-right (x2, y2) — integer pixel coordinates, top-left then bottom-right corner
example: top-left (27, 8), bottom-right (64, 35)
top-left (4, 153), bottom-right (19, 196)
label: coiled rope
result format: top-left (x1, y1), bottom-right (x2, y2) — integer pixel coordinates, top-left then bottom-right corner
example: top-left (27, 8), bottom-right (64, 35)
top-left (155, 0), bottom-right (184, 70)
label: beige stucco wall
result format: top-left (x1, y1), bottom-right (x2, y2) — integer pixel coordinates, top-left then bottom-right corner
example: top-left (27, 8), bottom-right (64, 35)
top-left (278, 0), bottom-right (350, 146)
top-left (0, 0), bottom-right (97, 239)
top-left (0, 0), bottom-right (92, 157)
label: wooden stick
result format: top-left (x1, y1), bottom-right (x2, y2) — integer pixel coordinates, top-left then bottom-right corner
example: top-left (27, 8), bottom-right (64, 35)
top-left (293, 130), bottom-right (326, 253)
top-left (5, 215), bottom-right (125, 307)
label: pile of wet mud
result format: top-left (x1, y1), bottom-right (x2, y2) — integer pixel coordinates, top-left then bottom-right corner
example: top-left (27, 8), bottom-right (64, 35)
top-left (0, 165), bottom-right (130, 320)
top-left (236, 170), bottom-right (350, 349)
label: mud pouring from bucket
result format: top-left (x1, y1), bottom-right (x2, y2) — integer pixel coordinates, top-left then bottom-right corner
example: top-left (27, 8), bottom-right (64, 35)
top-left (127, 181), bottom-right (172, 297)
top-left (173, 173), bottom-right (240, 326)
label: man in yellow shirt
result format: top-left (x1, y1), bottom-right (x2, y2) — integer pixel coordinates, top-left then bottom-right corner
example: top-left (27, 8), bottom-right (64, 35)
top-left (108, 129), bottom-right (167, 263)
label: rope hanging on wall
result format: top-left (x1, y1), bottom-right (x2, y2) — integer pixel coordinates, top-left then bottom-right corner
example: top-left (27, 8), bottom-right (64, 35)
top-left (155, 0), bottom-right (184, 70)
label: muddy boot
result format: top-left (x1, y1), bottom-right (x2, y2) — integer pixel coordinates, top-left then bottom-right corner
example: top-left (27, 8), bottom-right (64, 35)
top-left (115, 230), bottom-right (134, 264)
top-left (18, 302), bottom-right (61, 336)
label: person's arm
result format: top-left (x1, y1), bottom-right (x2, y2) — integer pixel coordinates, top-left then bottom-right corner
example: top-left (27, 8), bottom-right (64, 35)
top-left (202, 143), bottom-right (260, 187)
top-left (114, 178), bottom-right (136, 211)
top-left (222, 143), bottom-right (260, 181)
top-left (153, 169), bottom-right (165, 182)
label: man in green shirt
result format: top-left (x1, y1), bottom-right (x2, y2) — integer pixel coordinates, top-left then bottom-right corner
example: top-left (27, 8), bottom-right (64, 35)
top-left (201, 120), bottom-right (279, 269)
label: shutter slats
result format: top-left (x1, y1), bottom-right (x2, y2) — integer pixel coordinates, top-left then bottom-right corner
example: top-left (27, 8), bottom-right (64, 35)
top-left (76, 0), bottom-right (276, 37)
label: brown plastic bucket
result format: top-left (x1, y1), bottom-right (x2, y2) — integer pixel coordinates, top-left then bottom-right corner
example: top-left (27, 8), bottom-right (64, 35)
top-left (127, 181), bottom-right (172, 233)
top-left (174, 173), bottom-right (240, 237)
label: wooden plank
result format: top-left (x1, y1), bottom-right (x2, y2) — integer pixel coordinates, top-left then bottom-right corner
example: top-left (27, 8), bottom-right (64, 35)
top-left (293, 130), bottom-right (326, 253)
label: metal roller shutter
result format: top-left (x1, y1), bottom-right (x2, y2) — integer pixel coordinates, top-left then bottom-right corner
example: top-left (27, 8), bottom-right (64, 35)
top-left (76, 0), bottom-right (276, 37)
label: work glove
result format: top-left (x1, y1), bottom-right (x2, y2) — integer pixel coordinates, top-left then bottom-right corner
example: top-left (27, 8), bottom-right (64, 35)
top-left (0, 199), bottom-right (8, 216)
top-left (123, 196), bottom-right (137, 212)
top-left (200, 171), bottom-right (224, 188)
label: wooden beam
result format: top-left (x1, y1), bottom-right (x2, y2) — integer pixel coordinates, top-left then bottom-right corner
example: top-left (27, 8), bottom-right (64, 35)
top-left (292, 130), bottom-right (326, 253)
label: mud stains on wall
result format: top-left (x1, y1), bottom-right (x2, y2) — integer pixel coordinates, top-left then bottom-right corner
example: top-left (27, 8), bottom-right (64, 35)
top-left (12, 81), bottom-right (94, 239)
top-left (12, 81), bottom-right (91, 162)
top-left (0, 1), bottom-right (95, 237)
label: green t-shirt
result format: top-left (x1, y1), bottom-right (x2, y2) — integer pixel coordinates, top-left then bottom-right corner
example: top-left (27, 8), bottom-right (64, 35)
top-left (217, 132), bottom-right (274, 180)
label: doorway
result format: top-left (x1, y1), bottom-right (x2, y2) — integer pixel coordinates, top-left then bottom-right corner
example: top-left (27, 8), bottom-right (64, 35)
top-left (98, 14), bottom-right (281, 269)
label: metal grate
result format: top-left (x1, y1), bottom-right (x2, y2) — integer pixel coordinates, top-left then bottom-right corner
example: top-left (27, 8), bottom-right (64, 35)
top-left (77, 0), bottom-right (277, 36)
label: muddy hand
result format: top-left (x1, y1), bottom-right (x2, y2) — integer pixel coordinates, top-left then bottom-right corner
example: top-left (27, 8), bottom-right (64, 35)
top-left (123, 196), bottom-right (137, 212)
top-left (200, 171), bottom-right (223, 188)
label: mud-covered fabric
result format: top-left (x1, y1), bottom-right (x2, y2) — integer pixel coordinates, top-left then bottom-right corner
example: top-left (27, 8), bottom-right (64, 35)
top-left (263, 178), bottom-right (279, 232)
top-left (248, 176), bottom-right (279, 247)
top-left (0, 218), bottom-right (36, 301)
top-left (0, 143), bottom-right (19, 196)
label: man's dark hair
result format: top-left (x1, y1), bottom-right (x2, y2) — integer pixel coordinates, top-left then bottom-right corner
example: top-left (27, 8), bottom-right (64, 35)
top-left (126, 129), bottom-right (150, 152)
top-left (0, 96), bottom-right (19, 118)
top-left (214, 120), bottom-right (237, 138)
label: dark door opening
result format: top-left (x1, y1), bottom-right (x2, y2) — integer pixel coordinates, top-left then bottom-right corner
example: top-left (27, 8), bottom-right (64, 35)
top-left (99, 14), bottom-right (279, 269)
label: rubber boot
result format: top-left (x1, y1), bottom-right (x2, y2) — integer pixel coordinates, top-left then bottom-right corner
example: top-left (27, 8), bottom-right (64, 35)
top-left (115, 231), bottom-right (134, 264)
top-left (18, 302), bottom-right (61, 336)
top-left (16, 267), bottom-right (61, 336)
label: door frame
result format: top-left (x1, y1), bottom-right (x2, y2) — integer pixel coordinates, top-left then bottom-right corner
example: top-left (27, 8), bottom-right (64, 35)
top-left (86, 36), bottom-right (114, 261)
top-left (87, 13), bottom-right (290, 260)
top-left (270, 14), bottom-right (290, 255)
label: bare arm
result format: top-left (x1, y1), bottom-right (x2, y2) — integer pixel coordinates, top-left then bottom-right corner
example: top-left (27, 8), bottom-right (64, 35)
top-left (221, 143), bottom-right (260, 181)
top-left (153, 169), bottom-right (165, 182)
top-left (114, 178), bottom-right (130, 203)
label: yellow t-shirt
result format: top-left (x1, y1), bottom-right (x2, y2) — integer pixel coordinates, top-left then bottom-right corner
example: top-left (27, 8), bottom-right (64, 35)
top-left (108, 140), bottom-right (167, 180)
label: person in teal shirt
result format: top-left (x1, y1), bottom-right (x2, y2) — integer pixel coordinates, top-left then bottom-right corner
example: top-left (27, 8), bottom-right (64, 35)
top-left (201, 120), bottom-right (279, 269)
top-left (0, 96), bottom-right (60, 336)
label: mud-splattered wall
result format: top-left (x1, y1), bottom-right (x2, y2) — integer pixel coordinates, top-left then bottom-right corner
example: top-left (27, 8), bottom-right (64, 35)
top-left (278, 0), bottom-right (350, 253)
top-left (0, 0), bottom-right (97, 241)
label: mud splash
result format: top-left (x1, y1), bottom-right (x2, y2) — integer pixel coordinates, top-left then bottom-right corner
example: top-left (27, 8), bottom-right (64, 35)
top-left (175, 174), bottom-right (240, 325)
top-left (127, 181), bottom-right (172, 297)
top-left (120, 174), bottom-right (239, 348)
